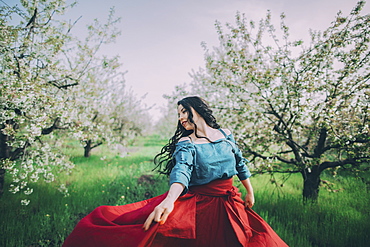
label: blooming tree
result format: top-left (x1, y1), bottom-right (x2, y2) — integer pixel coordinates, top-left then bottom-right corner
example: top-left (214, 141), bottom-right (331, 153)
top-left (0, 0), bottom-right (79, 202)
top-left (70, 57), bottom-right (149, 157)
top-left (62, 9), bottom-right (148, 157)
top-left (187, 1), bottom-right (369, 201)
top-left (0, 0), bottom-right (143, 202)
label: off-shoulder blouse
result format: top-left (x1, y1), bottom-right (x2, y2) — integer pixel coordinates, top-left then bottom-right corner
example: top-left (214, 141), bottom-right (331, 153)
top-left (169, 129), bottom-right (251, 195)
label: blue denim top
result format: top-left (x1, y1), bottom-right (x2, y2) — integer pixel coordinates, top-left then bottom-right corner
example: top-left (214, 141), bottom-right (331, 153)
top-left (169, 129), bottom-right (251, 195)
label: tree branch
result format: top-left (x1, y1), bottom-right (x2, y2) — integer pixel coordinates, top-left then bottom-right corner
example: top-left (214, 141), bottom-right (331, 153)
top-left (252, 169), bottom-right (301, 176)
top-left (10, 141), bottom-right (30, 161)
top-left (321, 137), bottom-right (370, 153)
top-left (249, 150), bottom-right (297, 165)
top-left (319, 157), bottom-right (369, 172)
top-left (41, 118), bottom-right (67, 135)
top-left (48, 76), bottom-right (78, 89)
top-left (91, 142), bottom-right (103, 149)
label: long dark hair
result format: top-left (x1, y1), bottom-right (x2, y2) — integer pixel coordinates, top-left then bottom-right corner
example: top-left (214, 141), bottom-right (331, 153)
top-left (154, 96), bottom-right (220, 175)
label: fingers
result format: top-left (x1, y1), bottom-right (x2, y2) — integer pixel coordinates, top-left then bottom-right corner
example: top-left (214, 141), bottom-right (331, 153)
top-left (160, 209), bottom-right (170, 225)
top-left (154, 208), bottom-right (164, 223)
top-left (143, 207), bottom-right (168, 231)
top-left (143, 211), bottom-right (155, 231)
top-left (245, 194), bottom-right (255, 209)
top-left (245, 198), bottom-right (255, 209)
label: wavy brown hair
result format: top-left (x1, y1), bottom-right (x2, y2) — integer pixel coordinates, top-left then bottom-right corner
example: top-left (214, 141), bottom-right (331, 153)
top-left (154, 96), bottom-right (220, 175)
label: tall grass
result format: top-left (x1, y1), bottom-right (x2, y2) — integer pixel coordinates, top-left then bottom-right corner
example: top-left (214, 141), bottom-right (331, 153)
top-left (0, 136), bottom-right (369, 246)
top-left (0, 137), bottom-right (168, 247)
top-left (236, 172), bottom-right (370, 247)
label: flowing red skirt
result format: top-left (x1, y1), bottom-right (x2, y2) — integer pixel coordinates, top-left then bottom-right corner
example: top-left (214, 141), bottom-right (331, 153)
top-left (63, 179), bottom-right (289, 247)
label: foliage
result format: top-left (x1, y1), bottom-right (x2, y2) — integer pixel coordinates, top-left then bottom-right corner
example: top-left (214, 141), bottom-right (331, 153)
top-left (63, 8), bottom-right (122, 156)
top-left (181, 1), bottom-right (370, 200)
top-left (0, 0), bottom-right (80, 202)
top-left (152, 95), bottom-right (181, 139)
top-left (67, 47), bottom-right (148, 156)
top-left (0, 0), bottom-right (149, 202)
top-left (61, 7), bottom-right (150, 157)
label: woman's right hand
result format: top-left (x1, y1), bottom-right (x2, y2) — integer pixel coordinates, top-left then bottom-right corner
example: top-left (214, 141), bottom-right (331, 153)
top-left (143, 198), bottom-right (174, 231)
top-left (245, 192), bottom-right (255, 208)
top-left (241, 178), bottom-right (254, 208)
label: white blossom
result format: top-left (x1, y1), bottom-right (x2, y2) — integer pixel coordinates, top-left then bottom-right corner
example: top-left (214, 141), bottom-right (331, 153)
top-left (21, 199), bottom-right (30, 206)
top-left (24, 188), bottom-right (33, 195)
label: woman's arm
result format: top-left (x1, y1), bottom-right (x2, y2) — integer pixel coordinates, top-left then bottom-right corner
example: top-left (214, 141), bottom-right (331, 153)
top-left (143, 182), bottom-right (185, 231)
top-left (241, 178), bottom-right (255, 208)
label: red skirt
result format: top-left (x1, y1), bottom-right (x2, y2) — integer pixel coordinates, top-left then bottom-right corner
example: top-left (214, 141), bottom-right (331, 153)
top-left (63, 179), bottom-right (288, 247)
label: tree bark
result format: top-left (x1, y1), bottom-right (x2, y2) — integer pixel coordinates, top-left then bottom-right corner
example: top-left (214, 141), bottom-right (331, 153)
top-left (302, 165), bottom-right (321, 202)
top-left (0, 169), bottom-right (5, 197)
top-left (84, 140), bottom-right (92, 158)
top-left (0, 127), bottom-right (10, 197)
top-left (83, 140), bottom-right (103, 158)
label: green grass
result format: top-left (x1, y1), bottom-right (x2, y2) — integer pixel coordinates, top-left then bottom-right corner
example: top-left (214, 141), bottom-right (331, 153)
top-left (0, 136), bottom-right (369, 246)
top-left (0, 138), bottom-right (168, 247)
top-left (235, 172), bottom-right (370, 247)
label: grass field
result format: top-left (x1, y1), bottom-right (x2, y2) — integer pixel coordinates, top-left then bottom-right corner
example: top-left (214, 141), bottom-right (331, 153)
top-left (0, 136), bottom-right (369, 246)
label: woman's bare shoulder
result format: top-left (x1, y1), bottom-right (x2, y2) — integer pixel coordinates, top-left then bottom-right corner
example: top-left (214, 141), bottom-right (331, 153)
top-left (221, 128), bottom-right (232, 136)
top-left (178, 136), bottom-right (192, 143)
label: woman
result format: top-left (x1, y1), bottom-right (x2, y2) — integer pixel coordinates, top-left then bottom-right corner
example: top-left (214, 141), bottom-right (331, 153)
top-left (63, 96), bottom-right (288, 247)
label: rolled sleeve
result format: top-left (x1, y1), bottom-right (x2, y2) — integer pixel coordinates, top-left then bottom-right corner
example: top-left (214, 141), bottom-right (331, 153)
top-left (228, 134), bottom-right (252, 181)
top-left (169, 142), bottom-right (195, 195)
top-left (235, 149), bottom-right (251, 181)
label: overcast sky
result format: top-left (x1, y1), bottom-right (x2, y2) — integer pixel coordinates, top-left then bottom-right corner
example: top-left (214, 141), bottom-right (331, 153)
top-left (6, 0), bottom-right (370, 120)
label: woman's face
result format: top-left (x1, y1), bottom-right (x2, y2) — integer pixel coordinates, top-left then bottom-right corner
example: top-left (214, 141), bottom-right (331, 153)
top-left (177, 104), bottom-right (197, 130)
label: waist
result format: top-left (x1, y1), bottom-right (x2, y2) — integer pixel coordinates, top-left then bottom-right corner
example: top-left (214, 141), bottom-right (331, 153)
top-left (189, 178), bottom-right (236, 197)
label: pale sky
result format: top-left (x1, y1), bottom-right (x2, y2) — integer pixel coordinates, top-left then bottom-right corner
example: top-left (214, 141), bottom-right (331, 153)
top-left (6, 0), bottom-right (370, 121)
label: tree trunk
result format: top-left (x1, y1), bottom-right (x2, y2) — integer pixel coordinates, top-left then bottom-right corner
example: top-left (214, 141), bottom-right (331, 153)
top-left (302, 165), bottom-right (321, 202)
top-left (84, 140), bottom-right (92, 158)
top-left (0, 127), bottom-right (10, 197)
top-left (0, 168), bottom-right (5, 197)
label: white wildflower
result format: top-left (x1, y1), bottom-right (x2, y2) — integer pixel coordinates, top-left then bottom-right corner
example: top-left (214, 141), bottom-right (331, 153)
top-left (10, 185), bottom-right (20, 194)
top-left (20, 181), bottom-right (27, 189)
top-left (24, 188), bottom-right (33, 195)
top-left (58, 184), bottom-right (69, 197)
top-left (21, 199), bottom-right (30, 206)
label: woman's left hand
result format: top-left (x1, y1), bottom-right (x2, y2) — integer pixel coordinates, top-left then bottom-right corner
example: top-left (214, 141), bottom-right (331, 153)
top-left (142, 182), bottom-right (184, 231)
top-left (143, 199), bottom-right (174, 231)
top-left (245, 192), bottom-right (255, 208)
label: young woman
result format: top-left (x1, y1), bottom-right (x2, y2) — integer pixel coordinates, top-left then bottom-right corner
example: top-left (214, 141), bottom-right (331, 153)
top-left (63, 96), bottom-right (288, 247)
